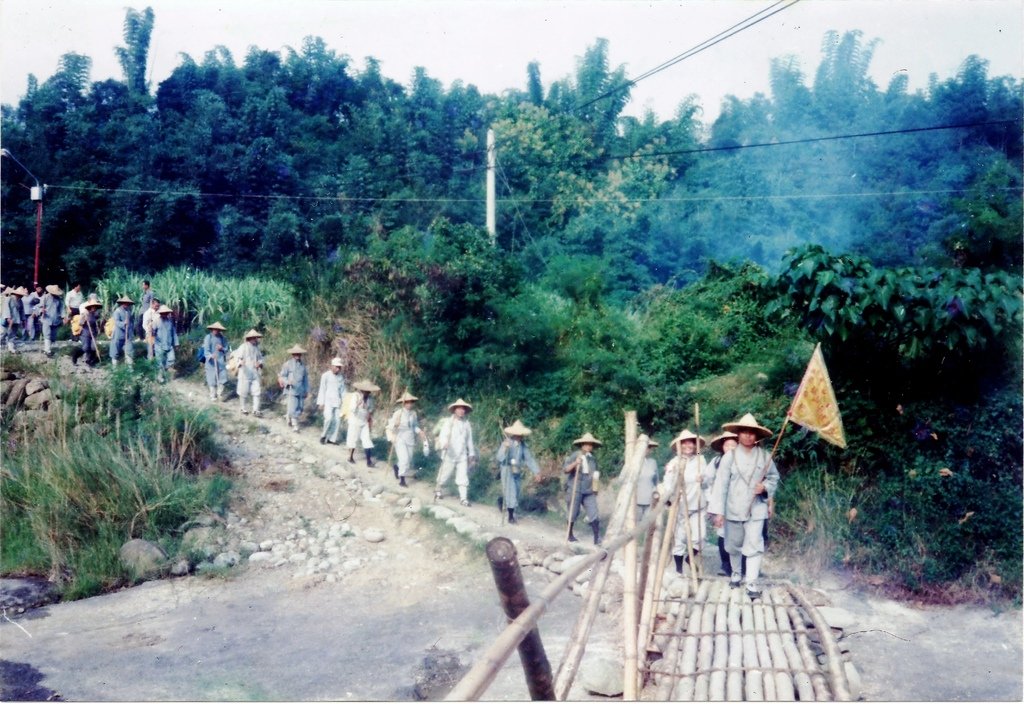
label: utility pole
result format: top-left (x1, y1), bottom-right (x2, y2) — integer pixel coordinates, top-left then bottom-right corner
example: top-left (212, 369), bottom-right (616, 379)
top-left (1, 149), bottom-right (44, 286)
top-left (486, 128), bottom-right (496, 245)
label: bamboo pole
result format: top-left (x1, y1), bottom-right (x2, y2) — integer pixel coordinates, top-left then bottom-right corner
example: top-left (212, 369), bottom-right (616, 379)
top-left (762, 592), bottom-right (796, 701)
top-left (636, 497), bottom-right (666, 653)
top-left (484, 537), bottom-right (555, 701)
top-left (742, 600), bottom-right (764, 701)
top-left (709, 580), bottom-right (729, 701)
top-left (726, 586), bottom-right (744, 701)
top-left (623, 412), bottom-right (639, 700)
top-left (553, 433), bottom-right (648, 701)
top-left (671, 579), bottom-right (710, 701)
top-left (654, 578), bottom-right (692, 700)
top-left (784, 595), bottom-right (831, 701)
top-left (693, 579), bottom-right (720, 700)
top-left (788, 585), bottom-right (853, 701)
top-left (768, 589), bottom-right (815, 702)
top-left (753, 599), bottom-right (777, 701)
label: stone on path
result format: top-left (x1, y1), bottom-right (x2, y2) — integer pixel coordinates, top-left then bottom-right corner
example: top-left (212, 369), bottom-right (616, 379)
top-left (578, 655), bottom-right (624, 697)
top-left (119, 539), bottom-right (167, 577)
top-left (363, 528), bottom-right (386, 543)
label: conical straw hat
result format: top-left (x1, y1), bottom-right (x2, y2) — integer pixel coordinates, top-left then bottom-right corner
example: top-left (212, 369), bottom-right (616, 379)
top-left (244, 328), bottom-right (263, 339)
top-left (206, 321), bottom-right (226, 331)
top-left (709, 431), bottom-right (739, 453)
top-left (45, 284), bottom-right (63, 296)
top-left (573, 432), bottom-right (602, 447)
top-left (722, 413), bottom-right (773, 440)
top-left (116, 295), bottom-right (135, 305)
top-left (157, 304), bottom-right (173, 314)
top-left (353, 380), bottom-right (381, 393)
top-left (447, 398), bottom-right (473, 411)
top-left (395, 390), bottom-right (419, 404)
top-left (83, 299), bottom-right (102, 309)
top-left (670, 429), bottom-right (707, 451)
top-left (286, 344), bottom-right (307, 355)
top-left (503, 419), bottom-right (532, 436)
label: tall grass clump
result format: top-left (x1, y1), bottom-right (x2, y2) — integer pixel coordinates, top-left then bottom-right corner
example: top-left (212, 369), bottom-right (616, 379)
top-left (0, 368), bottom-right (230, 600)
top-left (94, 266), bottom-right (296, 334)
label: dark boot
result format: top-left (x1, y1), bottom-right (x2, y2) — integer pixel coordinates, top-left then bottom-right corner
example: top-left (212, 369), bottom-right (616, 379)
top-left (507, 508), bottom-right (516, 524)
top-left (591, 520), bottom-right (601, 546)
top-left (399, 476), bottom-right (407, 487)
top-left (392, 463), bottom-right (399, 479)
top-left (718, 537), bottom-right (732, 576)
top-left (365, 449), bottom-right (375, 468)
top-left (348, 449), bottom-right (355, 465)
top-left (568, 526), bottom-right (579, 543)
top-left (674, 555), bottom-right (684, 574)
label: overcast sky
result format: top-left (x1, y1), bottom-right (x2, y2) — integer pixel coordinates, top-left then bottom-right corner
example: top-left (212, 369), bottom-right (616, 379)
top-left (1, 0), bottom-right (1021, 124)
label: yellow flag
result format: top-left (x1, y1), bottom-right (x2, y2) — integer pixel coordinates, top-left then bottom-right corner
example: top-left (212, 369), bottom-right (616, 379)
top-left (789, 343), bottom-right (847, 448)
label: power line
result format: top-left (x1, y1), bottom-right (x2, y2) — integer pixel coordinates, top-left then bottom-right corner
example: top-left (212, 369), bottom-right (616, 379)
top-left (43, 182), bottom-right (1014, 206)
top-left (601, 119), bottom-right (1024, 161)
top-left (574, 0), bottom-right (800, 115)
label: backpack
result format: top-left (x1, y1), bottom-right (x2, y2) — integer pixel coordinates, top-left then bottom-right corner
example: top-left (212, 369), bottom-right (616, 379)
top-left (71, 314), bottom-right (83, 337)
top-left (104, 317), bottom-right (115, 339)
top-left (196, 346), bottom-right (206, 364)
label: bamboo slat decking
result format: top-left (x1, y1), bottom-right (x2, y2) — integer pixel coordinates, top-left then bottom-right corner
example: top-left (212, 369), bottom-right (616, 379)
top-left (640, 578), bottom-right (851, 701)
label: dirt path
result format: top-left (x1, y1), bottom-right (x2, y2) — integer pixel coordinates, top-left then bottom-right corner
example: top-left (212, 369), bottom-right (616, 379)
top-left (1, 357), bottom-right (1021, 700)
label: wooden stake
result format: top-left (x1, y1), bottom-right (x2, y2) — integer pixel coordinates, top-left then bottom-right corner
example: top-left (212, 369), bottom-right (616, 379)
top-left (484, 538), bottom-right (555, 701)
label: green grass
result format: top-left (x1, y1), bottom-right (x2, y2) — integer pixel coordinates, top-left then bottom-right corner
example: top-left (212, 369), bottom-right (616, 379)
top-left (0, 368), bottom-right (232, 599)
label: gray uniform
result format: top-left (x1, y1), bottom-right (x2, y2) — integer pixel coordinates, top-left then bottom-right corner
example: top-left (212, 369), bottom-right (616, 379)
top-left (40, 293), bottom-right (64, 354)
top-left (707, 445), bottom-right (779, 588)
top-left (2, 295), bottom-right (23, 351)
top-left (316, 371), bottom-right (346, 442)
top-left (203, 333), bottom-right (230, 398)
top-left (496, 439), bottom-right (540, 510)
top-left (153, 316), bottom-right (178, 381)
top-left (109, 305), bottom-right (134, 364)
top-left (236, 341), bottom-right (264, 413)
top-left (636, 456), bottom-right (660, 522)
top-left (278, 358), bottom-right (309, 424)
top-left (563, 450), bottom-right (599, 524)
top-left (388, 408), bottom-right (424, 478)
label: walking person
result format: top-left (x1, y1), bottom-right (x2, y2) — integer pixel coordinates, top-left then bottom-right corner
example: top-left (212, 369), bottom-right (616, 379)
top-left (22, 285), bottom-right (42, 341)
top-left (152, 305), bottom-right (179, 383)
top-left (236, 329), bottom-right (265, 416)
top-left (109, 296), bottom-right (135, 366)
top-left (346, 380), bottom-right (379, 466)
top-left (434, 398), bottom-right (477, 505)
top-left (662, 430), bottom-right (713, 575)
top-left (563, 432), bottom-right (603, 545)
top-left (65, 284), bottom-right (84, 342)
top-left (636, 438), bottom-right (660, 522)
top-left (387, 390), bottom-right (429, 487)
top-left (316, 357), bottom-right (346, 444)
top-left (278, 345), bottom-right (309, 432)
top-left (496, 420), bottom-right (540, 524)
top-left (2, 286), bottom-right (26, 353)
top-left (70, 299), bottom-right (103, 366)
top-left (137, 280), bottom-right (154, 339)
top-left (141, 297), bottom-right (161, 359)
top-left (708, 413), bottom-right (780, 600)
top-left (707, 431), bottom-right (739, 576)
top-left (40, 285), bottom-right (65, 358)
top-left (202, 322), bottom-right (230, 401)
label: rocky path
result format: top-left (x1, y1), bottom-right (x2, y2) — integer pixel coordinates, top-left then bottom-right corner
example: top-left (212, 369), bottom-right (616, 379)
top-left (1, 353), bottom-right (1021, 700)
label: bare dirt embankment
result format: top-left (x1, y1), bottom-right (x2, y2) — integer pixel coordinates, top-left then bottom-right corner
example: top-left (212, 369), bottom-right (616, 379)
top-left (1, 360), bottom-right (1021, 701)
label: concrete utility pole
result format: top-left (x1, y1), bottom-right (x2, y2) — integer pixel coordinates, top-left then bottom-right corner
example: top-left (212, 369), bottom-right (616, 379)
top-left (486, 128), bottom-right (496, 245)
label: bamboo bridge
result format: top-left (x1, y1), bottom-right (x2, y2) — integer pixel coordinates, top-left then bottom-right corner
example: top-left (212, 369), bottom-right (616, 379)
top-left (445, 413), bottom-right (854, 701)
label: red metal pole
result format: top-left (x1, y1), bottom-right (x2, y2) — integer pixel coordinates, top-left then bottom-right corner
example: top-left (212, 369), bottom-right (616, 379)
top-left (33, 200), bottom-right (42, 287)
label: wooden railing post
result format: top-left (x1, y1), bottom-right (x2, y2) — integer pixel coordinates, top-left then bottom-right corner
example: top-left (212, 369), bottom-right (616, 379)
top-left (485, 537), bottom-right (556, 701)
